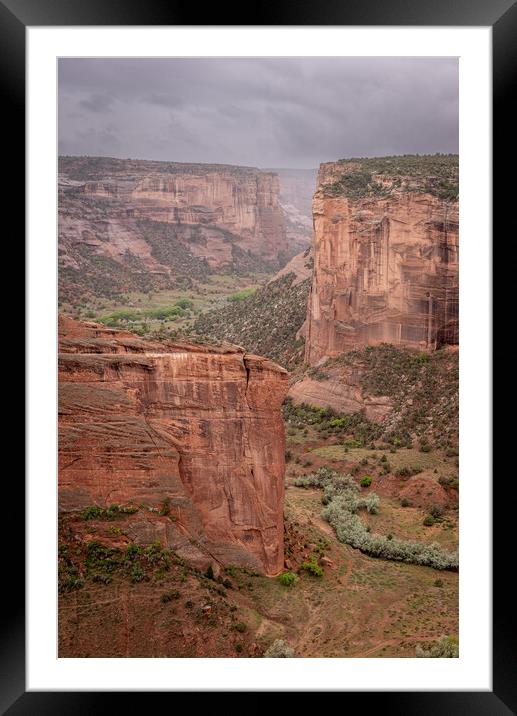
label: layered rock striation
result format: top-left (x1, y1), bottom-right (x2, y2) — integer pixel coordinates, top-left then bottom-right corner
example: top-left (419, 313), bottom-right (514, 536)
top-left (58, 156), bottom-right (288, 302)
top-left (58, 316), bottom-right (288, 575)
top-left (304, 157), bottom-right (459, 365)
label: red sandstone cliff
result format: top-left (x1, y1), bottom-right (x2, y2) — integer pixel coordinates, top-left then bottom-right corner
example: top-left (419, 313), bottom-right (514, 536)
top-left (58, 316), bottom-right (288, 576)
top-left (304, 160), bottom-right (458, 366)
top-left (58, 157), bottom-right (288, 302)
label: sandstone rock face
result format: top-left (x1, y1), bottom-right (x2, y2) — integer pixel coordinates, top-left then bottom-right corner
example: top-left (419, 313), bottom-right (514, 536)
top-left (289, 369), bottom-right (392, 423)
top-left (304, 161), bottom-right (459, 365)
top-left (125, 169), bottom-right (286, 262)
top-left (58, 316), bottom-right (288, 575)
top-left (58, 157), bottom-right (288, 301)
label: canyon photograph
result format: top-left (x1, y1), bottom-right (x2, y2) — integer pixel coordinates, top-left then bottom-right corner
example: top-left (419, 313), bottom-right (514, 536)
top-left (57, 57), bottom-right (459, 659)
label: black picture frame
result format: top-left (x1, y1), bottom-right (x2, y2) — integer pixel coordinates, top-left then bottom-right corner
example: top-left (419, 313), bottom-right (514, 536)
top-left (8, 0), bottom-right (510, 710)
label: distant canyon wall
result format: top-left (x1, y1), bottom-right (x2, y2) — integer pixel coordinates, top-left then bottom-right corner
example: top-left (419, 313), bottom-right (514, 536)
top-left (84, 168), bottom-right (286, 262)
top-left (263, 167), bottom-right (317, 255)
top-left (58, 316), bottom-right (288, 575)
top-left (58, 157), bottom-right (288, 301)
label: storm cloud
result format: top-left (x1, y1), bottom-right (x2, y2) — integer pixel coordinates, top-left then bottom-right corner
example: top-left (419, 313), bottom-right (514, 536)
top-left (58, 57), bottom-right (458, 169)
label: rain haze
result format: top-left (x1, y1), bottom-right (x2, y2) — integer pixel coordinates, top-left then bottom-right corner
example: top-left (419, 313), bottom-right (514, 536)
top-left (58, 57), bottom-right (458, 169)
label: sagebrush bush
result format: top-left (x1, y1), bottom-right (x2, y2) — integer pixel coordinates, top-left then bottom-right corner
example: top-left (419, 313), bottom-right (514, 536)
top-left (438, 475), bottom-right (459, 490)
top-left (415, 636), bottom-right (459, 658)
top-left (263, 639), bottom-right (295, 658)
top-left (301, 468), bottom-right (458, 570)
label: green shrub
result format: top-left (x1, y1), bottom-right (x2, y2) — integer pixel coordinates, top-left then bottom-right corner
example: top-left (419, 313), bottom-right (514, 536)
top-left (301, 557), bottom-right (324, 577)
top-left (159, 498), bottom-right (171, 516)
top-left (423, 515), bottom-right (435, 527)
top-left (438, 475), bottom-right (459, 490)
top-left (79, 504), bottom-right (138, 521)
top-left (228, 288), bottom-right (257, 302)
top-left (360, 476), bottom-right (372, 488)
top-left (130, 563), bottom-right (144, 583)
top-left (234, 621), bottom-right (247, 633)
top-left (125, 544), bottom-right (141, 559)
top-left (174, 298), bottom-right (194, 310)
top-left (278, 571), bottom-right (297, 587)
top-left (445, 447), bottom-right (459, 457)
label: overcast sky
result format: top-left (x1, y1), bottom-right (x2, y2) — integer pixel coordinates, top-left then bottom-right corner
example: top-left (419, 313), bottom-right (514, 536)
top-left (58, 58), bottom-right (458, 169)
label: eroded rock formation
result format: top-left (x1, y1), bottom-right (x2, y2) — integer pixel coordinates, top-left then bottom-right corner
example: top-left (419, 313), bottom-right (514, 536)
top-left (304, 159), bottom-right (459, 365)
top-left (58, 316), bottom-right (288, 575)
top-left (58, 157), bottom-right (288, 301)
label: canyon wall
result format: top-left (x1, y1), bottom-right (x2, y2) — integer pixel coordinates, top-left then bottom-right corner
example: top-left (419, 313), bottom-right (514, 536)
top-left (58, 157), bottom-right (288, 302)
top-left (264, 167), bottom-right (317, 255)
top-left (58, 316), bottom-right (288, 575)
top-left (304, 159), bottom-right (459, 366)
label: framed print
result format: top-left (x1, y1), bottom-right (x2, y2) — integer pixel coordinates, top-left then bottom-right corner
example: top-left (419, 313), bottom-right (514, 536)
top-left (7, 0), bottom-right (512, 709)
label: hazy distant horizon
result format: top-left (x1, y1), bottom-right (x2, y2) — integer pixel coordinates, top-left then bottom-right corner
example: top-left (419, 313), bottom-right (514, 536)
top-left (59, 58), bottom-right (458, 170)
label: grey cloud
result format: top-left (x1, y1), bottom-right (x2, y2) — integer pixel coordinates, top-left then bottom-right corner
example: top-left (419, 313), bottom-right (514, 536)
top-left (79, 93), bottom-right (114, 113)
top-left (58, 57), bottom-right (458, 168)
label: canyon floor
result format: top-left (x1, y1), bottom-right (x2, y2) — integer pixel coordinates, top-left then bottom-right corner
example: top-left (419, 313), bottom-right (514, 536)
top-left (59, 411), bottom-right (458, 658)
top-left (60, 271), bottom-right (271, 335)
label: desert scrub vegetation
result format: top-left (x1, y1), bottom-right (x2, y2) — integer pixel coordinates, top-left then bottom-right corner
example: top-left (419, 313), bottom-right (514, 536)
top-left (191, 272), bottom-right (310, 368)
top-left (323, 154), bottom-right (458, 201)
top-left (98, 298), bottom-right (194, 328)
top-left (330, 343), bottom-right (458, 449)
top-left (300, 556), bottom-right (324, 577)
top-left (263, 639), bottom-right (295, 658)
top-left (438, 474), bottom-right (459, 490)
top-left (283, 397), bottom-right (383, 446)
top-left (295, 468), bottom-right (380, 514)
top-left (297, 468), bottom-right (458, 570)
top-left (80, 539), bottom-right (175, 586)
top-left (58, 544), bottom-right (85, 593)
top-left (278, 571), bottom-right (297, 587)
top-left (227, 287), bottom-right (257, 302)
top-left (79, 504), bottom-right (138, 520)
top-left (416, 635), bottom-right (459, 658)
top-left (59, 512), bottom-right (238, 602)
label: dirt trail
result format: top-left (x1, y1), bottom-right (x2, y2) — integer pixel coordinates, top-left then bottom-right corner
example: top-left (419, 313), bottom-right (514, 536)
top-left (352, 633), bottom-right (441, 658)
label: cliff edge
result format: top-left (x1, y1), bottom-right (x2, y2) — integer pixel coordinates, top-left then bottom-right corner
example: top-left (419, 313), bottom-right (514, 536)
top-left (58, 315), bottom-right (288, 575)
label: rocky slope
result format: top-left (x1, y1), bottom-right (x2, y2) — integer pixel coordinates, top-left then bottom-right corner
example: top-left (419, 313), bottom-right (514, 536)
top-left (289, 343), bottom-right (458, 449)
top-left (304, 155), bottom-right (459, 365)
top-left (58, 315), bottom-right (288, 575)
top-left (59, 156), bottom-right (288, 303)
top-left (191, 248), bottom-right (313, 368)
